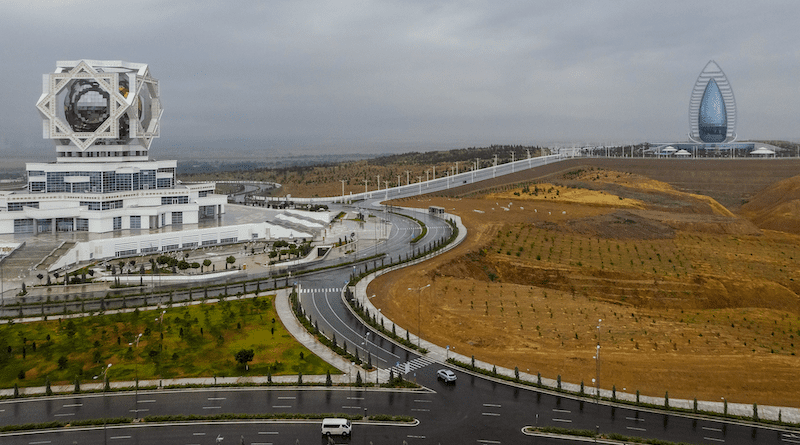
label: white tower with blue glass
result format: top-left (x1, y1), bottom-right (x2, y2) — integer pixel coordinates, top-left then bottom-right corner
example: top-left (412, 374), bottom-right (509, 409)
top-left (688, 60), bottom-right (737, 143)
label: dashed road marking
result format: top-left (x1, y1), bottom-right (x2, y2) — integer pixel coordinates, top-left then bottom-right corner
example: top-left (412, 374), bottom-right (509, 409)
top-left (703, 426), bottom-right (722, 432)
top-left (110, 436), bottom-right (131, 440)
top-left (552, 418), bottom-right (571, 423)
top-left (138, 399), bottom-right (156, 403)
top-left (202, 406), bottom-right (221, 409)
top-left (552, 408), bottom-right (570, 413)
top-left (483, 403), bottom-right (502, 408)
top-left (193, 433), bottom-right (206, 436)
top-left (703, 437), bottom-right (725, 443)
top-left (271, 405), bottom-right (291, 409)
top-left (481, 412), bottom-right (500, 417)
top-left (207, 397), bottom-right (226, 401)
top-left (62, 403), bottom-right (83, 408)
top-left (54, 413), bottom-right (75, 417)
top-left (625, 416), bottom-right (645, 422)
top-left (626, 426), bottom-right (646, 432)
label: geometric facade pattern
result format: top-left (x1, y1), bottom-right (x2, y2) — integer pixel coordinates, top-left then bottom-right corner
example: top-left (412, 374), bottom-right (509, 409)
top-left (0, 60), bottom-right (225, 235)
top-left (36, 60), bottom-right (162, 155)
top-left (688, 60), bottom-right (736, 143)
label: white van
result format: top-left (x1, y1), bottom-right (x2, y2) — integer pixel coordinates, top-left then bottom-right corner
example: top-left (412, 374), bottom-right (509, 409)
top-left (321, 418), bottom-right (351, 436)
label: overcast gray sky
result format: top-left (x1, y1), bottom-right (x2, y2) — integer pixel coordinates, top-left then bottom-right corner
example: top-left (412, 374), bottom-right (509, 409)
top-left (1, 0), bottom-right (798, 161)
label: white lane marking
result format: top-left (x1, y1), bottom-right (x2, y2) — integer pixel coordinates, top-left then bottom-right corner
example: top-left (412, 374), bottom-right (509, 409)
top-left (29, 441), bottom-right (51, 444)
top-left (552, 418), bottom-right (572, 423)
top-left (407, 436), bottom-right (426, 439)
top-left (207, 397), bottom-right (226, 401)
top-left (483, 403), bottom-right (502, 408)
top-left (277, 396), bottom-right (296, 400)
top-left (193, 433), bottom-right (206, 436)
top-left (413, 399), bottom-right (432, 403)
top-left (62, 403), bottom-right (83, 408)
top-left (271, 405), bottom-right (291, 408)
top-left (317, 290), bottom-right (396, 361)
top-left (703, 437), bottom-right (725, 443)
top-left (477, 440), bottom-right (501, 444)
top-left (552, 408), bottom-right (570, 413)
top-left (702, 426), bottom-right (722, 432)
top-left (54, 413), bottom-right (75, 417)
top-left (411, 408), bottom-right (430, 412)
top-left (202, 406), bottom-right (221, 409)
top-left (783, 438), bottom-right (800, 444)
top-left (129, 408), bottom-right (148, 413)
top-left (341, 405), bottom-right (362, 409)
top-left (258, 432), bottom-right (279, 435)
top-left (626, 426), bottom-right (646, 432)
top-left (481, 412), bottom-right (500, 416)
top-left (138, 399), bottom-right (156, 403)
top-left (625, 416), bottom-right (645, 422)
top-left (110, 436), bottom-right (131, 440)
top-left (347, 397), bottom-right (365, 400)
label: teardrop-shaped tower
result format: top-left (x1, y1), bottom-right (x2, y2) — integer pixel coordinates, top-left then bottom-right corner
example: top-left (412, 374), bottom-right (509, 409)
top-left (688, 60), bottom-right (736, 143)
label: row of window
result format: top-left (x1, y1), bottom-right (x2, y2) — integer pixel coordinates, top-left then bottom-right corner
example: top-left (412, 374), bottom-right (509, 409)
top-left (11, 212), bottom-right (182, 233)
top-left (8, 202), bottom-right (40, 211)
top-left (161, 196), bottom-right (189, 205)
top-left (80, 200), bottom-right (123, 211)
top-left (30, 169), bottom-right (175, 193)
top-left (113, 235), bottom-right (234, 258)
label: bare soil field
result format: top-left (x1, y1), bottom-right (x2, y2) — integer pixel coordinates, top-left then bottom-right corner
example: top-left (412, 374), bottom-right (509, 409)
top-left (365, 160), bottom-right (800, 407)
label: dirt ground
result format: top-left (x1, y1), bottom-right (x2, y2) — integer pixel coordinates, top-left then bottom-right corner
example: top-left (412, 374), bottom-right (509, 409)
top-left (369, 166), bottom-right (800, 407)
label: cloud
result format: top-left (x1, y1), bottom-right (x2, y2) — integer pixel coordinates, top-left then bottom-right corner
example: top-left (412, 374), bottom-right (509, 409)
top-left (0, 0), bottom-right (798, 160)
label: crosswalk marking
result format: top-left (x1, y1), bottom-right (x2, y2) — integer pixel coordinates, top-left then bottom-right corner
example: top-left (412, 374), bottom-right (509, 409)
top-left (298, 288), bottom-right (340, 294)
top-left (387, 356), bottom-right (435, 375)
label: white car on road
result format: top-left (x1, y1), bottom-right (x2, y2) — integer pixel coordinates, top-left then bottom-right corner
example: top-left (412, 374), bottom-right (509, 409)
top-left (437, 369), bottom-right (457, 383)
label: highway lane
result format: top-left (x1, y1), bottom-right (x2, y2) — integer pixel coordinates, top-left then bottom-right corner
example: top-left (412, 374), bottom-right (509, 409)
top-left (0, 419), bottom-right (664, 445)
top-left (2, 376), bottom-right (793, 444)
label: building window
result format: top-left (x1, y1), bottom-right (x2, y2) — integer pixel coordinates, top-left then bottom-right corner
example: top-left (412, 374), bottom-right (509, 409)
top-left (182, 242), bottom-right (198, 248)
top-left (113, 216), bottom-right (122, 230)
top-left (161, 196), bottom-right (188, 205)
top-left (171, 212), bottom-right (183, 225)
top-left (201, 239), bottom-right (217, 246)
top-left (13, 219), bottom-right (34, 233)
top-left (8, 202), bottom-right (39, 211)
top-left (115, 249), bottom-right (137, 257)
top-left (130, 215), bottom-right (141, 229)
top-left (76, 218), bottom-right (89, 231)
top-left (141, 246), bottom-right (158, 253)
top-left (163, 244), bottom-right (179, 251)
top-left (199, 190), bottom-right (209, 198)
top-left (220, 237), bottom-right (237, 244)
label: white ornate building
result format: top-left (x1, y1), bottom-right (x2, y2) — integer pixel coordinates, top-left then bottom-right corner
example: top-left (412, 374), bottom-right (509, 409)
top-left (0, 60), bottom-right (227, 234)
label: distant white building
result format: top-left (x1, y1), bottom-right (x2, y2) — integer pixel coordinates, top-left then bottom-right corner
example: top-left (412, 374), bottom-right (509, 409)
top-left (0, 60), bottom-right (226, 234)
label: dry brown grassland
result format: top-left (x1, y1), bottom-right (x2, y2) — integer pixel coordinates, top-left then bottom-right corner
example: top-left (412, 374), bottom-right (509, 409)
top-left (367, 167), bottom-right (800, 407)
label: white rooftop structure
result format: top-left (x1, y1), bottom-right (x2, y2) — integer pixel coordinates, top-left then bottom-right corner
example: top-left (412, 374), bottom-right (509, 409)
top-left (0, 60), bottom-right (227, 235)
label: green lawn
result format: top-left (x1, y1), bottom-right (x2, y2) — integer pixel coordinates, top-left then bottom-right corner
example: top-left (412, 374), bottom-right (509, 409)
top-left (0, 295), bottom-right (338, 388)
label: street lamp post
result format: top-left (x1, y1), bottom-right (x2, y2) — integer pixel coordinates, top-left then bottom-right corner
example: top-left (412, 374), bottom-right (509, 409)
top-left (408, 284), bottom-right (430, 348)
top-left (594, 319), bottom-right (602, 403)
top-left (101, 363), bottom-right (112, 445)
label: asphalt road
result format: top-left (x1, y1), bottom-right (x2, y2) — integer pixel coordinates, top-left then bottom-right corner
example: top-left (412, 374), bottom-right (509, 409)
top-left (3, 157), bottom-right (800, 444)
